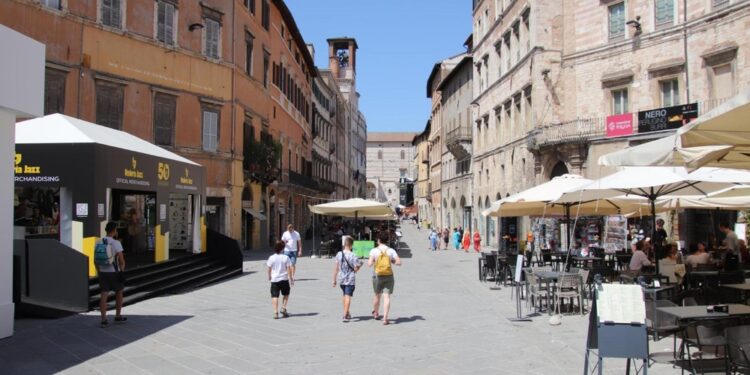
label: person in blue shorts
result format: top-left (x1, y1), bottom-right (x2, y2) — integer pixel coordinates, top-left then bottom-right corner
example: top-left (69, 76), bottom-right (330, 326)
top-left (281, 224), bottom-right (302, 280)
top-left (333, 236), bottom-right (362, 322)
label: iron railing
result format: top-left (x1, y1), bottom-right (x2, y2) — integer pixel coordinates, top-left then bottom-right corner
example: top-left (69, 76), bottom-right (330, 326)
top-left (288, 170), bottom-right (319, 191)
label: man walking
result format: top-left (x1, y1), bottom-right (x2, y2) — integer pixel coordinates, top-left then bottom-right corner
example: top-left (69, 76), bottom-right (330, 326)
top-left (368, 232), bottom-right (401, 325)
top-left (281, 223), bottom-right (302, 279)
top-left (267, 241), bottom-right (293, 319)
top-left (333, 236), bottom-right (362, 322)
top-left (97, 222), bottom-right (126, 328)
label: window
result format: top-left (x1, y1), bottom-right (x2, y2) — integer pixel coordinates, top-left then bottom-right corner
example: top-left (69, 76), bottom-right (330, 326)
top-left (660, 79), bottom-right (679, 107)
top-left (400, 150), bottom-right (405, 160)
top-left (399, 168), bottom-right (407, 178)
top-left (202, 108), bottom-right (219, 152)
top-left (712, 64), bottom-right (733, 100)
top-left (101, 0), bottom-right (122, 28)
top-left (263, 51), bottom-right (270, 88)
top-left (612, 88), bottom-right (629, 115)
top-left (41, 0), bottom-right (61, 10)
top-left (203, 18), bottom-right (220, 59)
top-left (95, 82), bottom-right (124, 129)
top-left (655, 0), bottom-right (674, 28)
top-left (261, 0), bottom-right (270, 30)
top-left (608, 2), bottom-right (625, 40)
top-left (377, 150), bottom-right (382, 159)
top-left (245, 0), bottom-right (255, 14)
top-left (245, 32), bottom-right (254, 76)
top-left (44, 68), bottom-right (67, 115)
top-left (156, 1), bottom-right (175, 45)
top-left (153, 93), bottom-right (176, 146)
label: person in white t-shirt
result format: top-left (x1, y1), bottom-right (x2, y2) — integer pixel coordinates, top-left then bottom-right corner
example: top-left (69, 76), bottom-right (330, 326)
top-left (267, 241), bottom-right (293, 319)
top-left (280, 224), bottom-right (302, 279)
top-left (368, 232), bottom-right (401, 325)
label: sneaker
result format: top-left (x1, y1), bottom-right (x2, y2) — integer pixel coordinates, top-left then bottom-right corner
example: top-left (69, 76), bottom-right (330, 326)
top-left (114, 316), bottom-right (127, 324)
top-left (100, 319), bottom-right (109, 328)
top-left (281, 308), bottom-right (289, 318)
top-left (342, 315), bottom-right (349, 323)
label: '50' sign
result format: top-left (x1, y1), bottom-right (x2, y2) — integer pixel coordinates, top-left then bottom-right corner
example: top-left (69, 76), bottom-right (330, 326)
top-left (158, 162), bottom-right (170, 181)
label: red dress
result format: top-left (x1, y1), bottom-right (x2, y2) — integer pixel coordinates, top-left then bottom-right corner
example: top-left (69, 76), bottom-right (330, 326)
top-left (462, 233), bottom-right (470, 252)
top-left (473, 232), bottom-right (481, 252)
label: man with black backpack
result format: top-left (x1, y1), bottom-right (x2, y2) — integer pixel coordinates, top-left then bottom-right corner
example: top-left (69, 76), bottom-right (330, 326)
top-left (368, 231), bottom-right (401, 326)
top-left (95, 222), bottom-right (126, 328)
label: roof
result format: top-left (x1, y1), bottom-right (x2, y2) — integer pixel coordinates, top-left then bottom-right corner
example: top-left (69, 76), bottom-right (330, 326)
top-left (426, 62), bottom-right (442, 98)
top-left (16, 114), bottom-right (200, 166)
top-left (425, 53), bottom-right (466, 98)
top-left (367, 132), bottom-right (418, 143)
top-left (326, 37), bottom-right (359, 50)
top-left (437, 55), bottom-right (472, 92)
top-left (412, 120), bottom-right (431, 145)
top-left (273, 0), bottom-right (316, 77)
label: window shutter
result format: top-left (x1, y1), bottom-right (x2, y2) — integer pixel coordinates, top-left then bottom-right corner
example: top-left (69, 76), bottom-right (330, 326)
top-left (165, 3), bottom-right (174, 45)
top-left (111, 0), bottom-right (121, 28)
top-left (157, 2), bottom-right (166, 42)
top-left (101, 0), bottom-right (112, 26)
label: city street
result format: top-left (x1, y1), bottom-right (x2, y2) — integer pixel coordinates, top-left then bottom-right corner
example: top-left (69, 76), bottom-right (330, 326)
top-left (0, 222), bottom-right (679, 374)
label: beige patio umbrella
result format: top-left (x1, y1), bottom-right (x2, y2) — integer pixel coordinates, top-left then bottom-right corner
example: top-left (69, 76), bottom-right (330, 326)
top-left (309, 198), bottom-right (395, 217)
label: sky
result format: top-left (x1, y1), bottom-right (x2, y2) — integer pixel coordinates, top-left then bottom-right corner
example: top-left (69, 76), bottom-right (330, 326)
top-left (285, 0), bottom-right (471, 133)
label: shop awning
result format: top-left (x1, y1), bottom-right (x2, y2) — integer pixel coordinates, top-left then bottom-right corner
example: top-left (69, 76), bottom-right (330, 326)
top-left (243, 208), bottom-right (266, 220)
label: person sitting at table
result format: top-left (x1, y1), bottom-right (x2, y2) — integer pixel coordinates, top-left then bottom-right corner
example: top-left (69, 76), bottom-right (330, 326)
top-left (685, 242), bottom-right (710, 269)
top-left (659, 244), bottom-right (681, 284)
top-left (628, 240), bottom-right (652, 273)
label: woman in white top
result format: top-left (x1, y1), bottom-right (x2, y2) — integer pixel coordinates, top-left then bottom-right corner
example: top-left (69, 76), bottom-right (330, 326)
top-left (685, 242), bottom-right (711, 269)
top-left (629, 240), bottom-right (652, 272)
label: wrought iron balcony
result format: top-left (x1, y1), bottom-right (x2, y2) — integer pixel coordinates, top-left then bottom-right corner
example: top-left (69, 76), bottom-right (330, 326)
top-left (445, 126), bottom-right (472, 159)
top-left (318, 180), bottom-right (335, 194)
top-left (528, 117), bottom-right (606, 150)
top-left (288, 170), bottom-right (319, 191)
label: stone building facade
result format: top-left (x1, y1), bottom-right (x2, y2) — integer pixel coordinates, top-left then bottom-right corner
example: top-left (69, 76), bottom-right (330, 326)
top-left (468, 0), bottom-right (750, 249)
top-left (366, 133), bottom-right (417, 206)
top-left (440, 55), bottom-right (474, 232)
top-left (412, 122), bottom-right (432, 226)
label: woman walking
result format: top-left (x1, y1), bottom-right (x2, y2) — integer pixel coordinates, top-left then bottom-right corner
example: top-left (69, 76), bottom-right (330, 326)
top-left (429, 229), bottom-right (439, 251)
top-left (473, 230), bottom-right (481, 253)
top-left (333, 236), bottom-right (362, 322)
top-left (452, 228), bottom-right (461, 250)
top-left (462, 231), bottom-right (471, 252)
top-left (442, 227), bottom-right (450, 250)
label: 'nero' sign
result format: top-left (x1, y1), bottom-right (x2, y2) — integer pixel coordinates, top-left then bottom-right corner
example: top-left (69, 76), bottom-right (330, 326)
top-left (637, 103), bottom-right (698, 133)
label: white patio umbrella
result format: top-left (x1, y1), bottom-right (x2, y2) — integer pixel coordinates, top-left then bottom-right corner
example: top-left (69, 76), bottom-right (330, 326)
top-left (556, 167), bottom-right (739, 273)
top-left (707, 186), bottom-right (750, 199)
top-left (598, 88), bottom-right (750, 169)
top-left (308, 198), bottom-right (396, 256)
top-left (482, 174), bottom-right (648, 252)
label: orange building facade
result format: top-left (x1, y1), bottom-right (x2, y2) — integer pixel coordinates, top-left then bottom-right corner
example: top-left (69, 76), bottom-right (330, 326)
top-left (1, 0), bottom-right (324, 249)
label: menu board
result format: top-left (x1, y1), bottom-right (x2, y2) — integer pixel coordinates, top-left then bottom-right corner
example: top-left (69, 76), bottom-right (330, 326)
top-left (596, 284), bottom-right (645, 324)
top-left (603, 216), bottom-right (628, 253)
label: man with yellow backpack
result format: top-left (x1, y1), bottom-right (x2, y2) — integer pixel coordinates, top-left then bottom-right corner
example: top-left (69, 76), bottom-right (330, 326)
top-left (368, 231), bottom-right (401, 325)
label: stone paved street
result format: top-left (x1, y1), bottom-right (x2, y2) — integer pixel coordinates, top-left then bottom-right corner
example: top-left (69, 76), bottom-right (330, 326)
top-left (0, 222), bottom-right (679, 374)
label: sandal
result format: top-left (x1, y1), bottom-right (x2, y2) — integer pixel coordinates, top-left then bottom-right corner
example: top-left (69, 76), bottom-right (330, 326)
top-left (273, 312), bottom-right (279, 319)
top-left (114, 316), bottom-right (127, 324)
top-left (382, 319), bottom-right (389, 326)
top-left (372, 310), bottom-right (380, 320)
top-left (281, 308), bottom-right (289, 318)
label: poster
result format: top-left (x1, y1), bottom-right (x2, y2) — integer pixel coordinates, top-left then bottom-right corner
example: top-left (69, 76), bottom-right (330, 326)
top-left (604, 216), bottom-right (628, 253)
top-left (606, 113), bottom-right (634, 137)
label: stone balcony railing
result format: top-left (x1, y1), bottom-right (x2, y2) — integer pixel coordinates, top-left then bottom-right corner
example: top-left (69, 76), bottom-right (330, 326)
top-left (288, 170), bottom-right (319, 191)
top-left (445, 126), bottom-right (472, 159)
top-left (529, 117), bottom-right (606, 150)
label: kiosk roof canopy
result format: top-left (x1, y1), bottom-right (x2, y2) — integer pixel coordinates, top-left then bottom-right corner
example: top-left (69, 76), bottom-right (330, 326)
top-left (16, 114), bottom-right (200, 166)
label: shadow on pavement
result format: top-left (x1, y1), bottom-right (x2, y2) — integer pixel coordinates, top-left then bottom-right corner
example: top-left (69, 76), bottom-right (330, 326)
top-left (286, 312), bottom-right (319, 318)
top-left (0, 314), bottom-right (192, 374)
top-left (392, 315), bottom-right (425, 324)
top-left (292, 278), bottom-right (318, 282)
top-left (396, 244), bottom-right (413, 258)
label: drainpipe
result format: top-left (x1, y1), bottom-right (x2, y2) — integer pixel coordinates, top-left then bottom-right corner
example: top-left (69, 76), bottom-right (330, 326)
top-left (683, 0), bottom-right (690, 103)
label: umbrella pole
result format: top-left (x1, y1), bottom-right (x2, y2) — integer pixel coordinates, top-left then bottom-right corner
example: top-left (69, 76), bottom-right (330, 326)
top-left (565, 204), bottom-right (572, 272)
top-left (651, 197), bottom-right (659, 276)
top-left (312, 213), bottom-right (316, 258)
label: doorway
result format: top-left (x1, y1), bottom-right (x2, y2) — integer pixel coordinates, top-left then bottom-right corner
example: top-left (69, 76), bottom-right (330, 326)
top-left (112, 190), bottom-right (156, 268)
top-left (205, 197), bottom-right (225, 234)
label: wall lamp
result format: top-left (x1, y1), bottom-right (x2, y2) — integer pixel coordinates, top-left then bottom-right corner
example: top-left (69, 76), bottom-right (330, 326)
top-left (188, 23), bottom-right (205, 32)
top-left (626, 16), bottom-right (642, 35)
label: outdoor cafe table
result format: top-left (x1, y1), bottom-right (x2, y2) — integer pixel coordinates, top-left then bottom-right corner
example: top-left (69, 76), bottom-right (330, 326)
top-left (528, 270), bottom-right (580, 315)
top-left (572, 256), bottom-right (603, 269)
top-left (721, 283), bottom-right (750, 304)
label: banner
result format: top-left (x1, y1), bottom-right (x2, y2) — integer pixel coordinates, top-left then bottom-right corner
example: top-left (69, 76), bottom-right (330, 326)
top-left (606, 113), bottom-right (633, 137)
top-left (637, 103), bottom-right (698, 133)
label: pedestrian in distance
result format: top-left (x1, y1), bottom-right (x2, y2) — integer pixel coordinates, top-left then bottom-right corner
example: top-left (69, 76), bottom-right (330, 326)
top-left (267, 241), bottom-right (293, 319)
top-left (429, 228), bottom-right (439, 251)
top-left (452, 228), bottom-right (461, 250)
top-left (473, 229), bottom-right (481, 253)
top-left (95, 221), bottom-right (127, 328)
top-left (368, 231), bottom-right (401, 325)
top-left (281, 223), bottom-right (302, 280)
top-left (442, 227), bottom-right (450, 250)
top-left (333, 236), bottom-right (362, 322)
top-left (462, 231), bottom-right (471, 252)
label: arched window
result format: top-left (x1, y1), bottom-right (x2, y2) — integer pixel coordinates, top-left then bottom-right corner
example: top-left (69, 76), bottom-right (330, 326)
top-left (550, 161), bottom-right (569, 179)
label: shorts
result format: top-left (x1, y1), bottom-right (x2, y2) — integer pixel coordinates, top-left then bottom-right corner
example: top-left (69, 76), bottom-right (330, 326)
top-left (270, 280), bottom-right (291, 298)
top-left (340, 284), bottom-right (355, 296)
top-left (98, 272), bottom-right (124, 293)
top-left (372, 275), bottom-right (395, 295)
top-left (284, 251), bottom-right (297, 265)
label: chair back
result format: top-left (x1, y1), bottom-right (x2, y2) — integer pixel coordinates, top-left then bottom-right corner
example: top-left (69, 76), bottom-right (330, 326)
top-left (726, 325), bottom-right (750, 369)
top-left (485, 254), bottom-right (497, 270)
top-left (558, 274), bottom-right (580, 289)
top-left (682, 297), bottom-right (698, 306)
top-left (578, 269), bottom-right (591, 285)
top-left (696, 263), bottom-right (717, 271)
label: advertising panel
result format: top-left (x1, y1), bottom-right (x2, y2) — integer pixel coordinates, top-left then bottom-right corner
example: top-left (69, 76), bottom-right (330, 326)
top-left (606, 113), bottom-right (633, 137)
top-left (637, 103), bottom-right (698, 133)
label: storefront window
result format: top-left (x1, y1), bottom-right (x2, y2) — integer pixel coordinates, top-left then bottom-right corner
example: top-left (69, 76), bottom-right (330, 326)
top-left (14, 187), bottom-right (60, 239)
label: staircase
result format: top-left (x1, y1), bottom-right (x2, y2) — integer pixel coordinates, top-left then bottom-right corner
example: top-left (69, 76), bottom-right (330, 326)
top-left (88, 253), bottom-right (241, 310)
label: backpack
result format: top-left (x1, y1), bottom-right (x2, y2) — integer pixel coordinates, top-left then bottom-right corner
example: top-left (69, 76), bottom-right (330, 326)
top-left (374, 248), bottom-right (393, 276)
top-left (93, 238), bottom-right (115, 266)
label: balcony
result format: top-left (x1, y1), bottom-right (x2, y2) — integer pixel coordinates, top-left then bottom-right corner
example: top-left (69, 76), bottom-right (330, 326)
top-left (288, 170), bottom-right (319, 191)
top-left (420, 151), bottom-right (429, 164)
top-left (445, 126), bottom-right (472, 159)
top-left (528, 117), bottom-right (606, 150)
top-left (319, 180), bottom-right (335, 194)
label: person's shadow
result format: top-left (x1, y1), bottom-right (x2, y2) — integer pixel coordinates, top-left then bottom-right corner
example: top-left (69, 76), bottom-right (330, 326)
top-left (391, 315), bottom-right (425, 324)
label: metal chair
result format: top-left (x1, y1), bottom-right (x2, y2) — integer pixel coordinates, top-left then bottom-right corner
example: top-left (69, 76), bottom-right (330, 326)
top-left (726, 325), bottom-right (750, 375)
top-left (554, 274), bottom-right (584, 315)
top-left (683, 319), bottom-right (733, 375)
top-left (645, 300), bottom-right (681, 358)
top-left (483, 253), bottom-right (497, 282)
